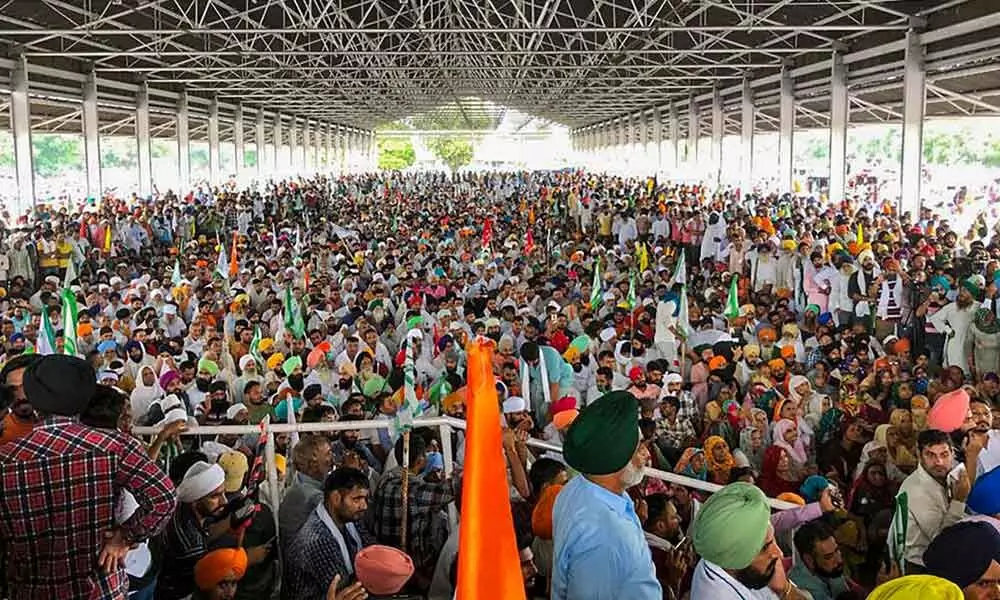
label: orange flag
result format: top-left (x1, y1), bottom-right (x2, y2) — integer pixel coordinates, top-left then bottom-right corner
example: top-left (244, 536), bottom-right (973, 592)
top-left (228, 231), bottom-right (239, 278)
top-left (457, 340), bottom-right (526, 600)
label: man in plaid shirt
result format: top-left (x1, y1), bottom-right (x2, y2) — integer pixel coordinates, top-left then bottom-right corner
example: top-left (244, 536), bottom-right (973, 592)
top-left (368, 434), bottom-right (454, 590)
top-left (0, 355), bottom-right (176, 600)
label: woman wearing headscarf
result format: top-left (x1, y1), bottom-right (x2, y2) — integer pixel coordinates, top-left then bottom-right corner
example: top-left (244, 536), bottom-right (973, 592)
top-left (967, 305), bottom-right (1000, 381)
top-left (889, 408), bottom-right (918, 457)
top-left (703, 436), bottom-right (736, 484)
top-left (735, 425), bottom-right (767, 474)
top-left (129, 364), bottom-right (163, 424)
top-left (757, 446), bottom-right (803, 497)
top-left (674, 447), bottom-right (708, 481)
top-left (875, 423), bottom-right (917, 479)
top-left (772, 418), bottom-right (809, 468)
top-left (848, 462), bottom-right (897, 527)
top-left (700, 400), bottom-right (736, 450)
top-left (788, 374), bottom-right (829, 430)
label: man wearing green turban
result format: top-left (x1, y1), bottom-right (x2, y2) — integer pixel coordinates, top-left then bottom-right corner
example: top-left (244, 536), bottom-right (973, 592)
top-left (551, 390), bottom-right (661, 599)
top-left (691, 482), bottom-right (808, 599)
top-left (927, 276), bottom-right (981, 374)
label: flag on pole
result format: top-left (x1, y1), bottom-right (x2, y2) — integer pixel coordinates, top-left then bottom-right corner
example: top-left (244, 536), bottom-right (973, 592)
top-left (36, 310), bottom-right (57, 356)
top-left (60, 288), bottom-right (79, 356)
top-left (294, 225), bottom-right (302, 256)
top-left (283, 286), bottom-right (305, 340)
top-left (856, 223), bottom-right (864, 246)
top-left (482, 218), bottom-right (493, 248)
top-left (677, 285), bottom-right (692, 341)
top-left (668, 254), bottom-right (687, 287)
top-left (389, 337), bottom-right (423, 443)
top-left (63, 255), bottom-right (78, 288)
top-left (525, 229), bottom-right (535, 255)
top-left (626, 271), bottom-right (637, 310)
top-left (271, 222), bottom-right (279, 257)
top-left (103, 224), bottom-right (112, 254)
top-left (249, 325), bottom-right (263, 366)
top-left (215, 240), bottom-right (228, 280)
top-left (888, 491), bottom-right (909, 573)
top-left (636, 241), bottom-right (649, 272)
top-left (589, 259), bottom-right (602, 311)
top-left (456, 339), bottom-right (527, 600)
top-left (723, 274), bottom-right (740, 319)
top-left (229, 231), bottom-right (239, 278)
top-left (171, 258), bottom-right (182, 288)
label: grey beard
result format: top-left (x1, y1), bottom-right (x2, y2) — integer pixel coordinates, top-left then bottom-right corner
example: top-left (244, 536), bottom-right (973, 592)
top-left (621, 461), bottom-right (645, 488)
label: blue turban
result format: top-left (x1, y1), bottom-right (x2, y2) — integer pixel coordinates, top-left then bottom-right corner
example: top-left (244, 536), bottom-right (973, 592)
top-left (929, 275), bottom-right (951, 291)
top-left (817, 312), bottom-right (833, 325)
top-left (799, 475), bottom-right (830, 503)
top-left (97, 340), bottom-right (117, 353)
top-left (968, 466), bottom-right (1000, 516)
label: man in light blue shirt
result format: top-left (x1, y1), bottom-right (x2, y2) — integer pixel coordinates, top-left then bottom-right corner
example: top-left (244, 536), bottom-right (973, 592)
top-left (551, 390), bottom-right (662, 600)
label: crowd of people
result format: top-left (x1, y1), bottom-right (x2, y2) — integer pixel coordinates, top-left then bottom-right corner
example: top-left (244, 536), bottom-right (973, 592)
top-left (0, 170), bottom-right (999, 600)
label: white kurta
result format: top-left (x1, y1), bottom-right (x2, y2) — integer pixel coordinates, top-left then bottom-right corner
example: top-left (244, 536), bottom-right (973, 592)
top-left (927, 301), bottom-right (979, 373)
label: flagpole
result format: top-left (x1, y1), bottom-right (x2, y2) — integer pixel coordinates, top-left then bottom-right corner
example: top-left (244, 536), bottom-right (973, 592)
top-left (400, 430), bottom-right (411, 552)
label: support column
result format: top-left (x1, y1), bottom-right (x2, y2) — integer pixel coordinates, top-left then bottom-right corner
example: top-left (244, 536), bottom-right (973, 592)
top-left (273, 112), bottom-right (282, 172)
top-left (136, 81), bottom-right (152, 197)
top-left (255, 109), bottom-right (265, 177)
top-left (325, 123), bottom-right (333, 171)
top-left (779, 65), bottom-right (795, 193)
top-left (829, 51), bottom-right (849, 205)
top-left (669, 102), bottom-right (680, 171)
top-left (687, 93), bottom-right (699, 167)
top-left (900, 29), bottom-right (926, 217)
top-left (10, 55), bottom-right (34, 212)
top-left (208, 95), bottom-right (220, 184)
top-left (638, 112), bottom-right (649, 174)
top-left (338, 127), bottom-right (347, 174)
top-left (288, 118), bottom-right (298, 173)
top-left (712, 85), bottom-right (724, 184)
top-left (740, 76), bottom-right (755, 197)
top-left (177, 90), bottom-right (190, 192)
top-left (302, 120), bottom-right (311, 172)
top-left (234, 103), bottom-right (245, 181)
top-left (652, 107), bottom-right (663, 175)
top-left (82, 69), bottom-right (101, 200)
top-left (616, 118), bottom-right (626, 171)
top-left (369, 132), bottom-right (377, 170)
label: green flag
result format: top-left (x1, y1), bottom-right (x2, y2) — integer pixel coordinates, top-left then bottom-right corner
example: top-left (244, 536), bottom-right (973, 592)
top-left (249, 325), bottom-right (263, 366)
top-left (890, 491), bottom-right (909, 573)
top-left (677, 284), bottom-right (692, 341)
top-left (61, 288), bottom-right (79, 356)
top-left (37, 310), bottom-right (57, 355)
top-left (626, 271), bottom-right (637, 310)
top-left (171, 258), bottom-right (182, 288)
top-left (283, 286), bottom-right (305, 340)
top-left (589, 259), bottom-right (602, 311)
top-left (63, 256), bottom-right (78, 289)
top-left (723, 274), bottom-right (740, 319)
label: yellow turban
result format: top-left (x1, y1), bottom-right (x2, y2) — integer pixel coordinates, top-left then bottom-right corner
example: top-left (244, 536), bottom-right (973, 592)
top-left (868, 575), bottom-right (962, 600)
top-left (266, 352), bottom-right (285, 371)
top-left (781, 240), bottom-right (797, 251)
top-left (258, 338), bottom-right (274, 353)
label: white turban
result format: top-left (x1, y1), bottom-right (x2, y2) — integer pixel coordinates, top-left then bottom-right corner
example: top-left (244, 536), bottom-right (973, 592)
top-left (502, 396), bottom-right (527, 414)
top-left (176, 461), bottom-right (225, 503)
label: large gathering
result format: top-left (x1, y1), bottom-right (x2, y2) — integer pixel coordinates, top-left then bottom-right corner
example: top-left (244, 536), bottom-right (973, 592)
top-left (0, 169), bottom-right (998, 600)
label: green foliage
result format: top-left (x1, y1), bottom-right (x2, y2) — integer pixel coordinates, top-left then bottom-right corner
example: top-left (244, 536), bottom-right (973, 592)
top-left (376, 133), bottom-right (416, 171)
top-left (244, 149), bottom-right (257, 168)
top-left (151, 140), bottom-right (173, 158)
top-left (424, 136), bottom-right (475, 172)
top-left (190, 147), bottom-right (209, 169)
top-left (32, 134), bottom-right (82, 177)
top-left (100, 137), bottom-right (137, 169)
top-left (0, 133), bottom-right (14, 168)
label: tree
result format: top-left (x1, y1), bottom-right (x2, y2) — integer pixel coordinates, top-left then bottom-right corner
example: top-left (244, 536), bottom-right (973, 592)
top-left (0, 133), bottom-right (15, 168)
top-left (407, 99), bottom-right (490, 172)
top-left (32, 134), bottom-right (82, 177)
top-left (376, 132), bottom-right (416, 170)
top-left (244, 149), bottom-right (258, 168)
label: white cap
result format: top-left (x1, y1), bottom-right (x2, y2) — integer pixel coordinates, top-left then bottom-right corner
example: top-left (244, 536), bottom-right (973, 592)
top-left (502, 396), bottom-right (527, 414)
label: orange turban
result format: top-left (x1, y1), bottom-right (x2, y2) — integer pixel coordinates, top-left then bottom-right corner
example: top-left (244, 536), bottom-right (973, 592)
top-left (194, 548), bottom-right (248, 591)
top-left (775, 288), bottom-right (793, 300)
top-left (893, 338), bottom-right (911, 355)
top-left (768, 358), bottom-right (785, 371)
top-left (77, 323), bottom-right (94, 337)
top-left (532, 484), bottom-right (564, 540)
top-left (552, 409), bottom-right (579, 430)
top-left (758, 327), bottom-right (778, 343)
top-left (708, 356), bottom-right (728, 371)
top-left (777, 492), bottom-right (806, 506)
top-left (780, 345), bottom-right (796, 360)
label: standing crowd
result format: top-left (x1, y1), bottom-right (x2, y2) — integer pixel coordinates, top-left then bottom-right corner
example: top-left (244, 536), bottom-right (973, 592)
top-left (0, 170), bottom-right (997, 600)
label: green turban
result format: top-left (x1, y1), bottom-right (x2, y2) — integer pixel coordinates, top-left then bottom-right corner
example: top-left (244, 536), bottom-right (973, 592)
top-left (282, 355), bottom-right (303, 377)
top-left (562, 391), bottom-right (638, 475)
top-left (963, 278), bottom-right (982, 299)
top-left (197, 358), bottom-right (219, 377)
top-left (363, 375), bottom-right (387, 398)
top-left (693, 482), bottom-right (770, 570)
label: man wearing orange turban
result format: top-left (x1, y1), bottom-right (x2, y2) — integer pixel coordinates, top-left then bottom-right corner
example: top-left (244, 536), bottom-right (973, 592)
top-left (194, 547), bottom-right (248, 600)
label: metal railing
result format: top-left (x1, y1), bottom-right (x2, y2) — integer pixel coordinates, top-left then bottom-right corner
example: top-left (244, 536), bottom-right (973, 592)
top-left (133, 416), bottom-right (797, 512)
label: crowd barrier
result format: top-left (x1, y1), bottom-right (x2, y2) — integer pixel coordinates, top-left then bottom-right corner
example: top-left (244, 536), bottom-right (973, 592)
top-left (133, 416), bottom-right (797, 524)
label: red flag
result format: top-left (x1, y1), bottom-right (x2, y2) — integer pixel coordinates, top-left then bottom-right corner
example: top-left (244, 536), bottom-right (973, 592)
top-left (482, 218), bottom-right (493, 248)
top-left (525, 229), bottom-right (535, 255)
top-left (457, 339), bottom-right (526, 600)
top-left (228, 231), bottom-right (239, 278)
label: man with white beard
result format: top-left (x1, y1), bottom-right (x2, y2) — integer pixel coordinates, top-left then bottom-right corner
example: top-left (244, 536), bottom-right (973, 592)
top-left (552, 391), bottom-right (661, 600)
top-left (928, 278), bottom-right (982, 374)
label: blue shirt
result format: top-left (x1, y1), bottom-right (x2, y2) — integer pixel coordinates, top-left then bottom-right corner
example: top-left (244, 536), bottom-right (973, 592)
top-left (551, 476), bottom-right (662, 600)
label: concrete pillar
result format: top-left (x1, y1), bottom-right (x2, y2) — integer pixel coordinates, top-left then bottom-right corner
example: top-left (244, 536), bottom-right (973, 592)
top-left (900, 29), bottom-right (926, 218)
top-left (740, 76), bottom-right (755, 197)
top-left (669, 101), bottom-right (680, 171)
top-left (325, 123), bottom-right (333, 171)
top-left (652, 107), bottom-right (663, 175)
top-left (779, 66), bottom-right (795, 193)
top-left (338, 126), bottom-right (347, 174)
top-left (234, 103), bottom-right (245, 181)
top-left (687, 93), bottom-right (698, 166)
top-left (177, 90), bottom-right (190, 191)
top-left (302, 120), bottom-right (311, 172)
top-left (208, 95), bottom-right (220, 184)
top-left (255, 109), bottom-right (265, 177)
top-left (288, 118), bottom-right (298, 173)
top-left (10, 56), bottom-right (34, 212)
top-left (712, 85), bottom-right (724, 184)
top-left (616, 118), bottom-right (626, 171)
top-left (638, 112), bottom-right (649, 175)
top-left (82, 69), bottom-right (102, 200)
top-left (829, 51), bottom-right (849, 204)
top-left (136, 81), bottom-right (152, 197)
top-left (273, 112), bottom-right (282, 172)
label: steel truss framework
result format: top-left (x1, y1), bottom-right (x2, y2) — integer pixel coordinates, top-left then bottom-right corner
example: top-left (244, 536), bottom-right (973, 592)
top-left (0, 0), bottom-right (998, 215)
